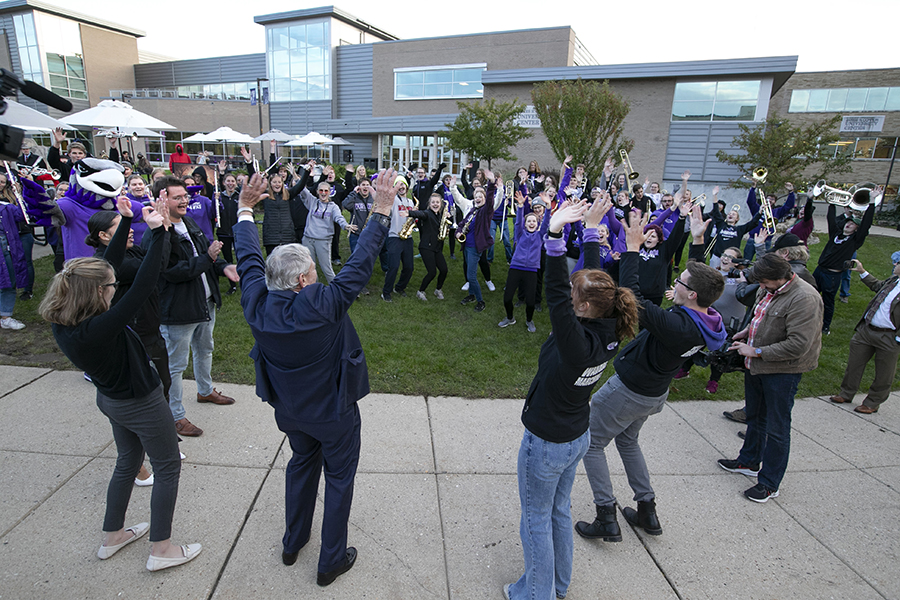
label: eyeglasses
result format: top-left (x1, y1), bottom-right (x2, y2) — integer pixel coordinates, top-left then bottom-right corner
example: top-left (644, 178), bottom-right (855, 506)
top-left (674, 277), bottom-right (694, 292)
top-left (169, 194), bottom-right (190, 202)
top-left (101, 281), bottom-right (119, 290)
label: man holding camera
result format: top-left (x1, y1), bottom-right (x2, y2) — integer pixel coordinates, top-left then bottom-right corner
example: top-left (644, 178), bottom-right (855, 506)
top-left (719, 253), bottom-right (823, 502)
top-left (830, 253), bottom-right (900, 414)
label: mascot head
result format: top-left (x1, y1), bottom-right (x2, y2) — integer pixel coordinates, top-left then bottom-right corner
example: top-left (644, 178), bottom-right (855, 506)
top-left (68, 158), bottom-right (126, 210)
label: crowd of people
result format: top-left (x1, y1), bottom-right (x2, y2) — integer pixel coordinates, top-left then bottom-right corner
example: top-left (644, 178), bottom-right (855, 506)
top-left (1, 134), bottom-right (896, 595)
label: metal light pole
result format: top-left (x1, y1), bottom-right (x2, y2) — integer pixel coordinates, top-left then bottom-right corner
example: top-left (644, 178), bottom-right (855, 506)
top-left (256, 78), bottom-right (268, 136)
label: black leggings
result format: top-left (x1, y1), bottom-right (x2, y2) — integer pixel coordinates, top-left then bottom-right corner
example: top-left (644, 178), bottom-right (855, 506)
top-left (504, 268), bottom-right (536, 321)
top-left (419, 248), bottom-right (448, 292)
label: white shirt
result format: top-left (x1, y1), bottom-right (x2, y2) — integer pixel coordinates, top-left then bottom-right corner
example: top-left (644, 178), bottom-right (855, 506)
top-left (860, 271), bottom-right (900, 329)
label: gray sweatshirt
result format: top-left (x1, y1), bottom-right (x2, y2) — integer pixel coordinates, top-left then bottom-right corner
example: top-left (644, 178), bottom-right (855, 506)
top-left (299, 188), bottom-right (350, 240)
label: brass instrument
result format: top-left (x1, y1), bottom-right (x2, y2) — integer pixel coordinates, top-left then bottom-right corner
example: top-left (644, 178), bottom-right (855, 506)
top-left (751, 167), bottom-right (776, 235)
top-left (17, 164), bottom-right (61, 180)
top-left (812, 180), bottom-right (882, 212)
top-left (692, 193), bottom-right (707, 208)
top-left (398, 198), bottom-right (419, 239)
top-left (730, 203), bottom-right (741, 214)
top-left (504, 180), bottom-right (515, 218)
top-left (457, 208), bottom-right (476, 242)
top-left (619, 149), bottom-right (639, 181)
top-left (4, 161), bottom-right (32, 225)
top-left (438, 202), bottom-right (451, 240)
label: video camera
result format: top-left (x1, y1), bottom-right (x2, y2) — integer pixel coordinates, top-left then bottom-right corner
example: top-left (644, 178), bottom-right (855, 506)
top-left (0, 68), bottom-right (73, 162)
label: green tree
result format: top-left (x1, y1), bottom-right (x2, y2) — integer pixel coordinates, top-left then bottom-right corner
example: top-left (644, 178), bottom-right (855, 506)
top-left (715, 115), bottom-right (852, 192)
top-left (530, 79), bottom-right (632, 179)
top-left (443, 98), bottom-right (532, 169)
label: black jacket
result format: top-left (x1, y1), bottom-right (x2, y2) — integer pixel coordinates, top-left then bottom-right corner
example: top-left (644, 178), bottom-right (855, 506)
top-left (216, 189), bottom-right (240, 238)
top-left (147, 216), bottom-right (229, 325)
top-left (411, 164), bottom-right (445, 208)
top-left (613, 251), bottom-right (708, 396)
top-left (408, 207), bottom-right (444, 251)
top-left (521, 239), bottom-right (621, 443)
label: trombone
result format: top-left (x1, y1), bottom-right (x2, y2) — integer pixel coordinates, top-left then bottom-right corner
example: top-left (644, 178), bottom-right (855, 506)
top-left (619, 149), bottom-right (640, 182)
top-left (751, 167), bottom-right (777, 236)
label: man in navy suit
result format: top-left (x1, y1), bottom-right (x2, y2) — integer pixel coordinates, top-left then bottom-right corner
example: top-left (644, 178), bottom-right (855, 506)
top-left (233, 170), bottom-right (399, 586)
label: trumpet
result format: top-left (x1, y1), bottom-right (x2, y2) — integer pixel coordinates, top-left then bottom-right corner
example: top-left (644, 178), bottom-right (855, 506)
top-left (17, 164), bottom-right (61, 180)
top-left (619, 149), bottom-right (640, 181)
top-left (691, 193), bottom-right (707, 208)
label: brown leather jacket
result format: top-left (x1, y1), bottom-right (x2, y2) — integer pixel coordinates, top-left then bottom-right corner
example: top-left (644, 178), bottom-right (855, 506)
top-left (749, 275), bottom-right (823, 375)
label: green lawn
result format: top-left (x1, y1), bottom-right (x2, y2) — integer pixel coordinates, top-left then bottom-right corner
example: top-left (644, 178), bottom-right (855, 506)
top-left (3, 229), bottom-right (899, 401)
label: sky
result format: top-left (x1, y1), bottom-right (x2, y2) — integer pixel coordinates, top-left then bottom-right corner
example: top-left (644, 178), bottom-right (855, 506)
top-left (49, 0), bottom-right (900, 73)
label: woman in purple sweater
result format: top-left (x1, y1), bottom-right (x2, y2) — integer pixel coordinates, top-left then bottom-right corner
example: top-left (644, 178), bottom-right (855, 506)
top-left (500, 191), bottom-right (552, 332)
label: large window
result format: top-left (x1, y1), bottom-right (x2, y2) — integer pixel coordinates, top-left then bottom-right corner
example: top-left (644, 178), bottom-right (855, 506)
top-left (12, 13), bottom-right (42, 85)
top-left (790, 87), bottom-right (900, 113)
top-left (47, 53), bottom-right (86, 100)
top-left (827, 136), bottom-right (897, 160)
top-left (671, 80), bottom-right (761, 122)
top-left (394, 64), bottom-right (485, 100)
top-left (266, 19), bottom-right (331, 102)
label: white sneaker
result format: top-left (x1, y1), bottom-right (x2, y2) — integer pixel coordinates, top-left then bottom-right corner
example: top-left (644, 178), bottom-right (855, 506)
top-left (486, 280), bottom-right (496, 291)
top-left (0, 317), bottom-right (25, 330)
top-left (526, 321), bottom-right (536, 333)
top-left (434, 289), bottom-right (444, 300)
top-left (461, 282), bottom-right (469, 291)
top-left (498, 318), bottom-right (516, 328)
top-left (416, 290), bottom-right (427, 301)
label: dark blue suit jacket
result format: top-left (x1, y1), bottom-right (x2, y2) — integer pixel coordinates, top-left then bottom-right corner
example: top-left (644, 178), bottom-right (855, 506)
top-left (234, 217), bottom-right (388, 423)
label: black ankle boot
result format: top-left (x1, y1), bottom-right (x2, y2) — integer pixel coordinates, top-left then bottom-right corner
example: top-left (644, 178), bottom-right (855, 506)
top-left (622, 499), bottom-right (662, 535)
top-left (575, 504), bottom-right (622, 542)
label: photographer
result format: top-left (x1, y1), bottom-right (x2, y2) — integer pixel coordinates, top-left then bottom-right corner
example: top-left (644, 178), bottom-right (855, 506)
top-left (673, 246), bottom-right (751, 393)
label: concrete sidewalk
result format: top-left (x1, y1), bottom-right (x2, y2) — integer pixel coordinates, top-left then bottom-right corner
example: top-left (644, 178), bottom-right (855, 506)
top-left (0, 366), bottom-right (898, 600)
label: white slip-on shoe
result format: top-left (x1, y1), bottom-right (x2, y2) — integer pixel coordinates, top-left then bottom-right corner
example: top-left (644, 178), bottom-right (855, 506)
top-left (97, 522), bottom-right (149, 559)
top-left (146, 543), bottom-right (202, 571)
top-left (134, 473), bottom-right (154, 487)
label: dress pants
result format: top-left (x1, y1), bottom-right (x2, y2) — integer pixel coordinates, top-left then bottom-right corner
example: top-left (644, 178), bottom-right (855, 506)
top-left (274, 404), bottom-right (361, 573)
top-left (839, 324), bottom-right (900, 409)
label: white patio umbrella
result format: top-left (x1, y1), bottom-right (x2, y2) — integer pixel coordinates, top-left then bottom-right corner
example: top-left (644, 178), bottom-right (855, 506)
top-left (285, 131), bottom-right (333, 146)
top-left (254, 129), bottom-right (293, 142)
top-left (224, 132), bottom-right (257, 144)
top-left (96, 127), bottom-right (163, 139)
top-left (60, 99), bottom-right (175, 130)
top-left (328, 136), bottom-right (353, 146)
top-left (182, 132), bottom-right (220, 142)
top-left (0, 99), bottom-right (75, 132)
top-left (206, 126), bottom-right (258, 143)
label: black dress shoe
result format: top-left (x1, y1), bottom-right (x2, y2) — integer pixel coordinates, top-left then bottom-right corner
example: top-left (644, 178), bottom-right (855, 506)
top-left (282, 550), bottom-right (299, 565)
top-left (317, 547), bottom-right (357, 586)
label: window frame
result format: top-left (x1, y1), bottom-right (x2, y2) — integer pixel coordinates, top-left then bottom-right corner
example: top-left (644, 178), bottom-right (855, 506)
top-left (670, 80), bottom-right (762, 123)
top-left (393, 63), bottom-right (486, 101)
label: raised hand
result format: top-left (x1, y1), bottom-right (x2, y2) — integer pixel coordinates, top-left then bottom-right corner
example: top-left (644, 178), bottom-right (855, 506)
top-left (712, 185), bottom-right (720, 196)
top-left (218, 159), bottom-right (227, 174)
top-left (689, 203), bottom-right (710, 242)
top-left (238, 173), bottom-right (269, 210)
top-left (754, 229), bottom-right (769, 245)
top-left (681, 170), bottom-right (691, 181)
top-left (549, 199), bottom-right (587, 234)
top-left (372, 168), bottom-right (404, 216)
top-left (269, 140), bottom-right (277, 153)
top-left (116, 195), bottom-right (133, 218)
top-left (240, 146), bottom-right (252, 163)
top-left (785, 182), bottom-right (794, 192)
top-left (623, 209), bottom-right (648, 252)
top-left (515, 190), bottom-right (527, 207)
top-left (585, 196), bottom-right (611, 229)
top-left (563, 155), bottom-right (573, 166)
top-left (142, 205), bottom-right (165, 230)
top-left (52, 127), bottom-right (68, 145)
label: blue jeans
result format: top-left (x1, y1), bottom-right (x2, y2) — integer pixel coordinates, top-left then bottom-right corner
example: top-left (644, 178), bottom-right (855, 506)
top-left (510, 428), bottom-right (590, 600)
top-left (743, 236), bottom-right (771, 261)
top-left (464, 245), bottom-right (483, 302)
top-left (813, 267), bottom-right (841, 331)
top-left (488, 218), bottom-right (513, 263)
top-left (348, 232), bottom-right (359, 255)
top-left (160, 300), bottom-right (216, 421)
top-left (738, 372), bottom-right (802, 491)
top-left (840, 251), bottom-right (856, 298)
top-left (382, 237), bottom-right (414, 296)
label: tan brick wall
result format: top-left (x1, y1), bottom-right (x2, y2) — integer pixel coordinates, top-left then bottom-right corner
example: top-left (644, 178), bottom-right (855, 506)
top-left (484, 78), bottom-right (676, 181)
top-left (122, 98), bottom-right (269, 135)
top-left (371, 28), bottom-right (572, 118)
top-left (79, 24), bottom-right (138, 107)
top-left (769, 69), bottom-right (900, 187)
